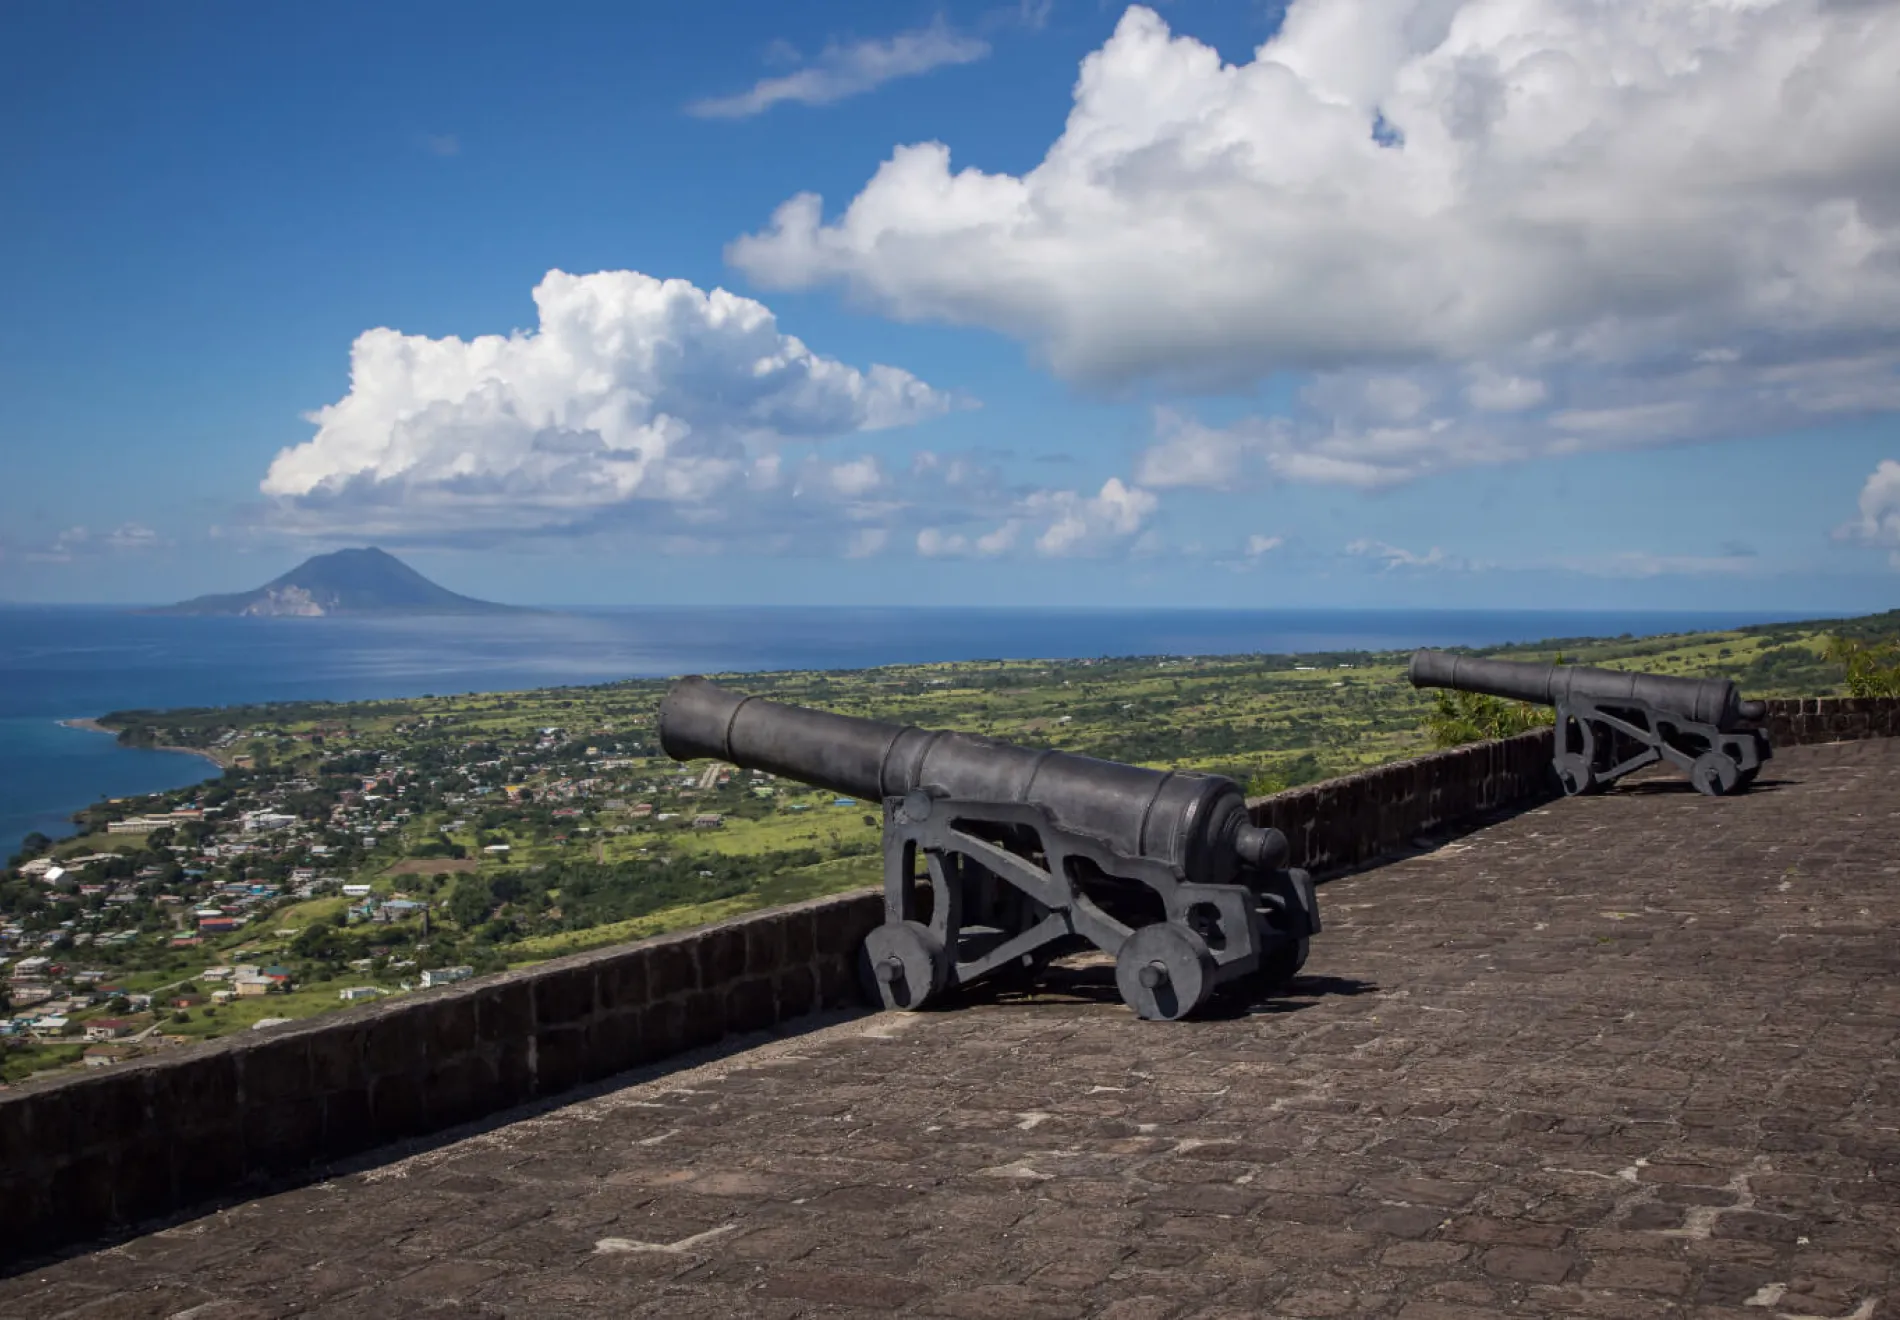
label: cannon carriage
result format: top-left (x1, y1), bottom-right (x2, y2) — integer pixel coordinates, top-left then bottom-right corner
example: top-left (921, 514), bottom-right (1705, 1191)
top-left (658, 677), bottom-right (1320, 1020)
top-left (1408, 649), bottom-right (1772, 796)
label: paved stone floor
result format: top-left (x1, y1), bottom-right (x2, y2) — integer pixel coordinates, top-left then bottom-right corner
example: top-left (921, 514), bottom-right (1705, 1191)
top-left (5, 739), bottom-right (1898, 1319)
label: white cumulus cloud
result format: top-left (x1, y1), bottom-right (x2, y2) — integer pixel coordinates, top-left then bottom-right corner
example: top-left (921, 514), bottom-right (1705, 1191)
top-left (916, 476), bottom-right (1158, 559)
top-left (688, 20), bottom-right (989, 118)
top-left (260, 269), bottom-right (952, 544)
top-left (1839, 458), bottom-right (1900, 568)
top-left (734, 1), bottom-right (1900, 482)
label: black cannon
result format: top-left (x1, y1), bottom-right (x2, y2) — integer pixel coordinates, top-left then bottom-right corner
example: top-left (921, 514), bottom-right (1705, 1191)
top-left (658, 677), bottom-right (1320, 1020)
top-left (1408, 649), bottom-right (1772, 797)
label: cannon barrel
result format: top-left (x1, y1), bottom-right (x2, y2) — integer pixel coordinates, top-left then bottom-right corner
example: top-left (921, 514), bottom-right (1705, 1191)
top-left (659, 676), bottom-right (1287, 881)
top-left (1408, 649), bottom-right (1766, 730)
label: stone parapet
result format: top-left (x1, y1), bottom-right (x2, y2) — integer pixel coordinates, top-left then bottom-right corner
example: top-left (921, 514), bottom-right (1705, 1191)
top-left (0, 889), bottom-right (883, 1263)
top-left (1762, 694), bottom-right (1900, 745)
top-left (1247, 727), bottom-right (1559, 876)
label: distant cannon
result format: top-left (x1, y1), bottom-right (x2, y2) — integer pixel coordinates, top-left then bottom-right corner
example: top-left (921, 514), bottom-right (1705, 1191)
top-left (658, 677), bottom-right (1320, 1021)
top-left (1408, 649), bottom-right (1772, 797)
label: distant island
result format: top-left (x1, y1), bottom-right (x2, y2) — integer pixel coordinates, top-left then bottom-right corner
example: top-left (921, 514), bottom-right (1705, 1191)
top-left (149, 547), bottom-right (526, 617)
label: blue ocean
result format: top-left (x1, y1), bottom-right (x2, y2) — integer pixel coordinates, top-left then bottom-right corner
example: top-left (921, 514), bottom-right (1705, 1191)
top-left (0, 604), bottom-right (1816, 857)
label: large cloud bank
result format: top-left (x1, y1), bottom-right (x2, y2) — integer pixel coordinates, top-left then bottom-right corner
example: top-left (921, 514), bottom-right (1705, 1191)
top-left (733, 0), bottom-right (1900, 486)
top-left (261, 269), bottom-right (1157, 557)
top-left (261, 270), bottom-right (953, 542)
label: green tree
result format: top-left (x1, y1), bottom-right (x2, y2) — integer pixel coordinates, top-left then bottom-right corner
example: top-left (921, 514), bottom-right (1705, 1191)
top-left (448, 876), bottom-right (493, 928)
top-left (1822, 634), bottom-right (1900, 697)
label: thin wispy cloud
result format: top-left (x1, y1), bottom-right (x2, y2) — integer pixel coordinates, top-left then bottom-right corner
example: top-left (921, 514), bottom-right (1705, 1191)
top-left (418, 133), bottom-right (460, 157)
top-left (688, 20), bottom-right (989, 119)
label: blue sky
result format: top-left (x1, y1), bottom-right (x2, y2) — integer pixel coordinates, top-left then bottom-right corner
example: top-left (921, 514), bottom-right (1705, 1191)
top-left (3, 0), bottom-right (1898, 612)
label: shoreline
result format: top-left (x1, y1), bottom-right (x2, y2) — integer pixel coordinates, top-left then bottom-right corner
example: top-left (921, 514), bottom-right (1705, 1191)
top-left (57, 718), bottom-right (228, 770)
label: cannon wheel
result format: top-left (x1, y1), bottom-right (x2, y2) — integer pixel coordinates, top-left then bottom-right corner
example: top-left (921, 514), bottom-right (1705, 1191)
top-left (1115, 924), bottom-right (1215, 1021)
top-left (860, 920), bottom-right (949, 1011)
top-left (1256, 936), bottom-right (1310, 990)
top-left (1554, 752), bottom-right (1597, 797)
top-left (1691, 752), bottom-right (1741, 798)
top-left (1733, 766), bottom-right (1760, 791)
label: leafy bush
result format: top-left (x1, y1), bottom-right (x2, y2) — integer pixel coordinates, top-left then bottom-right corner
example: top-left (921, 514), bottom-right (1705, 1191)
top-left (1822, 634), bottom-right (1900, 698)
top-left (1424, 691), bottom-right (1552, 748)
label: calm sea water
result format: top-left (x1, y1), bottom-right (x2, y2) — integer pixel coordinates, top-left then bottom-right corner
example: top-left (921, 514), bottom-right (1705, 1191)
top-left (0, 604), bottom-right (1814, 856)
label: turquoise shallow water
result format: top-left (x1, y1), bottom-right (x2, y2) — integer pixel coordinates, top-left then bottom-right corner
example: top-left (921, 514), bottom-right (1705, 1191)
top-left (0, 603), bottom-right (1817, 857)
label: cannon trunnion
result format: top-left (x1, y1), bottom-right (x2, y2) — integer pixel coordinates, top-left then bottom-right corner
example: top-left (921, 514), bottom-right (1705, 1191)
top-left (658, 677), bottom-right (1320, 1020)
top-left (1408, 649), bottom-right (1772, 797)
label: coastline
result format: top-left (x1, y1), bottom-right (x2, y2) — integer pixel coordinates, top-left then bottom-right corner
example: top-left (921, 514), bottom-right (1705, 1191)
top-left (57, 717), bottom-right (228, 770)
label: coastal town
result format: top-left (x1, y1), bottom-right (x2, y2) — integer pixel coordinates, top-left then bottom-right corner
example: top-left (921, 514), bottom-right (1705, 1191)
top-left (0, 680), bottom-right (895, 1084)
top-left (0, 617), bottom-right (1851, 1084)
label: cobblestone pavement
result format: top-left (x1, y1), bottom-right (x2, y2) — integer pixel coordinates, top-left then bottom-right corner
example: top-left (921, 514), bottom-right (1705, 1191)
top-left (5, 740), bottom-right (1898, 1319)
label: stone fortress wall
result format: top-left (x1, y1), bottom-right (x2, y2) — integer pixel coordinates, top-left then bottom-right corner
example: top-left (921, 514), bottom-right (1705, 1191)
top-left (4, 695), bottom-right (1894, 1264)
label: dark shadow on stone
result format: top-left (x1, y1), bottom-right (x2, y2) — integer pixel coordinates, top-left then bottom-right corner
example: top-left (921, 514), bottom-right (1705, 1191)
top-left (946, 963), bottom-right (1378, 1020)
top-left (0, 1005), bottom-right (875, 1279)
top-left (1613, 778), bottom-right (1792, 796)
top-left (1205, 974), bottom-right (1382, 1020)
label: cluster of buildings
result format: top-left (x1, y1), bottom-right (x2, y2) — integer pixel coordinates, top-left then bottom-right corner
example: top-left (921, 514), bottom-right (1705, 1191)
top-left (1, 709), bottom-right (844, 1083)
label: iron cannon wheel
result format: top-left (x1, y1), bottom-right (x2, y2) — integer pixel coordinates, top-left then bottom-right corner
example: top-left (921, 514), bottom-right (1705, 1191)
top-left (1115, 923), bottom-right (1216, 1021)
top-left (1554, 752), bottom-right (1597, 797)
top-left (1691, 751), bottom-right (1741, 797)
top-left (860, 920), bottom-right (949, 1011)
top-left (1257, 935), bottom-right (1310, 989)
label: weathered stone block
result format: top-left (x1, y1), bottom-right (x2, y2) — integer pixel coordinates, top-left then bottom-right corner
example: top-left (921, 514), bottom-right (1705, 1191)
top-left (238, 1034), bottom-right (312, 1104)
top-left (494, 1037), bottom-right (535, 1108)
top-left (362, 1005), bottom-right (421, 1078)
top-left (319, 1087), bottom-right (374, 1160)
top-left (645, 939), bottom-right (697, 997)
top-left (532, 965), bottom-right (595, 1030)
top-left (474, 979), bottom-right (534, 1044)
top-left (533, 1025), bottom-right (587, 1097)
top-left (306, 1022), bottom-right (369, 1096)
top-left (726, 975), bottom-right (777, 1035)
top-left (46, 1152), bottom-right (115, 1243)
top-left (780, 908), bottom-right (817, 964)
top-left (423, 1053), bottom-right (489, 1130)
top-left (775, 964), bottom-right (818, 1019)
top-left (816, 955), bottom-right (860, 1009)
top-left (369, 1070), bottom-right (428, 1143)
top-left (583, 1009), bottom-right (642, 1081)
top-left (243, 1097), bottom-right (324, 1176)
top-left (170, 1124), bottom-right (246, 1204)
top-left (695, 925), bottom-right (747, 989)
top-left (744, 914), bottom-right (787, 974)
top-left (110, 1143), bottom-right (175, 1227)
top-left (64, 1070), bottom-right (149, 1154)
top-left (594, 947), bottom-right (650, 1011)
top-left (679, 988), bottom-right (725, 1052)
top-left (417, 994), bottom-right (478, 1058)
top-left (639, 999), bottom-right (685, 1062)
top-left (154, 1045), bottom-right (242, 1118)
